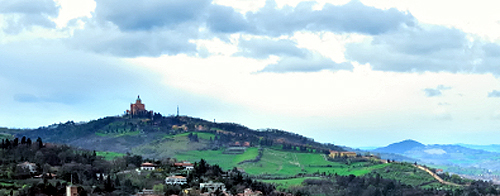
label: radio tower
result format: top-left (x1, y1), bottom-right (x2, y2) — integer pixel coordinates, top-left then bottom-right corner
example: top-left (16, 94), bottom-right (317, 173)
top-left (177, 105), bottom-right (179, 117)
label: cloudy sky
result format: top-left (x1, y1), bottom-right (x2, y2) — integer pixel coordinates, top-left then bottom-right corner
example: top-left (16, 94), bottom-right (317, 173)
top-left (1, 0), bottom-right (500, 147)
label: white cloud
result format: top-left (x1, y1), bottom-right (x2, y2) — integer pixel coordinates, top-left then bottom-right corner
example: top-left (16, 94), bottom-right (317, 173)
top-left (53, 0), bottom-right (95, 28)
top-left (2, 0), bottom-right (500, 147)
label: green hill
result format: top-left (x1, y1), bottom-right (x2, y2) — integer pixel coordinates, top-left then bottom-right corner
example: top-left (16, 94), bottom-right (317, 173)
top-left (3, 114), bottom-right (497, 194)
top-left (11, 114), bottom-right (343, 158)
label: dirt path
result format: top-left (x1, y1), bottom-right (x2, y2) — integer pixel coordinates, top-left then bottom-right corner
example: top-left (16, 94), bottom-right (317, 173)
top-left (414, 165), bottom-right (462, 187)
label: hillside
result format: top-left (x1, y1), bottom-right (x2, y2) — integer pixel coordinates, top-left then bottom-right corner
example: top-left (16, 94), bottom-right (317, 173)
top-left (10, 114), bottom-right (344, 158)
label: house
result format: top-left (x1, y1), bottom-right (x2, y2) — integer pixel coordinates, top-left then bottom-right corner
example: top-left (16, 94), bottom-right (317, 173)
top-left (200, 181), bottom-right (226, 193)
top-left (141, 162), bottom-right (157, 171)
top-left (237, 188), bottom-right (263, 196)
top-left (165, 176), bottom-right (187, 185)
top-left (341, 152), bottom-right (357, 158)
top-left (34, 173), bottom-right (57, 178)
top-left (329, 151), bottom-right (357, 158)
top-left (174, 161), bottom-right (194, 169)
top-left (66, 185), bottom-right (78, 196)
top-left (17, 162), bottom-right (37, 174)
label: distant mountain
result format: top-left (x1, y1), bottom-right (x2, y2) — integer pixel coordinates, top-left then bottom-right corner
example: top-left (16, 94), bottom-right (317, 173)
top-left (457, 144), bottom-right (500, 153)
top-left (372, 139), bottom-right (500, 175)
top-left (374, 139), bottom-right (425, 154)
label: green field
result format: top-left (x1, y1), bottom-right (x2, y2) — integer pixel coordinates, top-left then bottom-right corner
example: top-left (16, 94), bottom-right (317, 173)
top-left (369, 162), bottom-right (442, 187)
top-left (96, 151), bottom-right (126, 160)
top-left (175, 147), bottom-right (259, 169)
top-left (163, 132), bottom-right (215, 140)
top-left (176, 148), bottom-right (387, 177)
top-left (239, 148), bottom-right (387, 176)
top-left (261, 177), bottom-right (322, 190)
top-left (133, 133), bottom-right (212, 158)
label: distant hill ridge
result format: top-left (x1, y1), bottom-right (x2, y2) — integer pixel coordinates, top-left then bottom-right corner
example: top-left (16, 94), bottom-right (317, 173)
top-left (374, 139), bottom-right (425, 154)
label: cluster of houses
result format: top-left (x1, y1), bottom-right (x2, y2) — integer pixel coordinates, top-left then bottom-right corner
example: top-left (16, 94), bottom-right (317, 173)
top-left (136, 161), bottom-right (263, 196)
top-left (139, 161), bottom-right (194, 171)
top-left (139, 161), bottom-right (193, 186)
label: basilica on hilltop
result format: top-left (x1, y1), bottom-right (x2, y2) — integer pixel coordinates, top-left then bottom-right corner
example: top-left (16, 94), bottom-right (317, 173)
top-left (126, 95), bottom-right (153, 118)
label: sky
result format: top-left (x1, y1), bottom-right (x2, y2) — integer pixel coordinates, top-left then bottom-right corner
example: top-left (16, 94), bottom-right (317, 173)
top-left (1, 0), bottom-right (500, 147)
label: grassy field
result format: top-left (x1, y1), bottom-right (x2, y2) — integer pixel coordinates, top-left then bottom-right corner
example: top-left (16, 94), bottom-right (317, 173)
top-left (96, 151), bottom-right (126, 160)
top-left (239, 148), bottom-right (387, 176)
top-left (175, 147), bottom-right (259, 169)
top-left (176, 148), bottom-right (388, 177)
top-left (261, 177), bottom-right (322, 190)
top-left (369, 162), bottom-right (441, 188)
top-left (133, 134), bottom-right (211, 158)
top-left (163, 132), bottom-right (215, 140)
top-left (95, 130), bottom-right (141, 137)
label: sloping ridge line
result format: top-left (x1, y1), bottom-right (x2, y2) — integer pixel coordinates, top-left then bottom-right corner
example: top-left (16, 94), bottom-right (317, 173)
top-left (414, 165), bottom-right (462, 187)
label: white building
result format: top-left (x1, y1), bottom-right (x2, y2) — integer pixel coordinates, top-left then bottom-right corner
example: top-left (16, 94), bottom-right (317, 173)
top-left (165, 176), bottom-right (187, 185)
top-left (140, 162), bottom-right (157, 171)
top-left (200, 182), bottom-right (226, 192)
top-left (17, 162), bottom-right (37, 174)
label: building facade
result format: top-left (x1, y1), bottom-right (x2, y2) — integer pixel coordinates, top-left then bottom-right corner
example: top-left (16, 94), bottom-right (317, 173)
top-left (126, 95), bottom-right (153, 117)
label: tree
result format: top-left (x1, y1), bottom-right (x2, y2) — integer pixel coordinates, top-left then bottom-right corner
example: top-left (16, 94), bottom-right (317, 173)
top-left (13, 138), bottom-right (18, 147)
top-left (153, 184), bottom-right (164, 195)
top-left (104, 175), bottom-right (114, 192)
top-left (36, 137), bottom-right (43, 149)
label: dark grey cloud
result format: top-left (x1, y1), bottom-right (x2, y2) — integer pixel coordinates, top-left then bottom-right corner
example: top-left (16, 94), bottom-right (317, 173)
top-left (67, 19), bottom-right (198, 57)
top-left (259, 52), bottom-right (353, 73)
top-left (208, 0), bottom-right (414, 36)
top-left (235, 38), bottom-right (307, 59)
top-left (345, 25), bottom-right (500, 74)
top-left (66, 0), bottom-right (415, 57)
top-left (207, 5), bottom-right (253, 33)
top-left (488, 90), bottom-right (500, 98)
top-left (248, 0), bottom-right (414, 36)
top-left (0, 0), bottom-right (59, 34)
top-left (94, 0), bottom-right (210, 31)
top-left (424, 85), bottom-right (451, 97)
top-left (234, 37), bottom-right (352, 73)
top-left (68, 0), bottom-right (208, 57)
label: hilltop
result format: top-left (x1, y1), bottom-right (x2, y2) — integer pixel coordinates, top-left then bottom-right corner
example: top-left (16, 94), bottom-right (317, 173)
top-left (12, 114), bottom-right (343, 158)
top-left (374, 139), bottom-right (425, 154)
